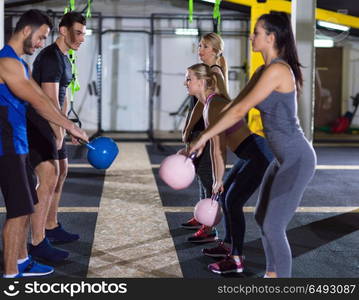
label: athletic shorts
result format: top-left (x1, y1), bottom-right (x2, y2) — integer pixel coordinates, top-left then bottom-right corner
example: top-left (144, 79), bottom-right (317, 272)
top-left (0, 154), bottom-right (38, 218)
top-left (27, 110), bottom-right (67, 168)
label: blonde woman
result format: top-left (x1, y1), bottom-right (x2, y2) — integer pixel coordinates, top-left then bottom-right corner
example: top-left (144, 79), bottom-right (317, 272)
top-left (181, 33), bottom-right (229, 243)
top-left (184, 63), bottom-right (273, 274)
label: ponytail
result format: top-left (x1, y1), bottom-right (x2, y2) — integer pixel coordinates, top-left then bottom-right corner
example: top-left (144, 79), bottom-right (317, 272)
top-left (212, 71), bottom-right (230, 100)
top-left (201, 32), bottom-right (228, 88)
top-left (217, 55), bottom-right (228, 89)
top-left (258, 12), bottom-right (303, 89)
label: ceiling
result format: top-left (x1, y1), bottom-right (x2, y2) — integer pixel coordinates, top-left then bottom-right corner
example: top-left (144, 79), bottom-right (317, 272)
top-left (315, 0), bottom-right (359, 17)
top-left (211, 0), bottom-right (359, 37)
top-left (4, 0), bottom-right (359, 36)
top-left (4, 0), bottom-right (359, 16)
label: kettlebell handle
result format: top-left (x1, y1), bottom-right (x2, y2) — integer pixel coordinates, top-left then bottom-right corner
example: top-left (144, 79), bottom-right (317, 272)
top-left (211, 193), bottom-right (221, 202)
top-left (78, 139), bottom-right (96, 151)
top-left (188, 151), bottom-right (197, 161)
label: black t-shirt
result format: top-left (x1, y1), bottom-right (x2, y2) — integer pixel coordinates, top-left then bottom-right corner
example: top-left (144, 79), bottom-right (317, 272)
top-left (32, 43), bottom-right (72, 108)
top-left (27, 43), bottom-right (72, 140)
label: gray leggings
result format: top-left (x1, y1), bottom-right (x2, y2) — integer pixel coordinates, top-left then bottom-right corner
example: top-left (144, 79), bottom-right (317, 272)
top-left (254, 138), bottom-right (316, 277)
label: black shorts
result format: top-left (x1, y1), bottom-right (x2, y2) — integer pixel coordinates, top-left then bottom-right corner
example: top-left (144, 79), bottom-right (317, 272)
top-left (57, 140), bottom-right (67, 161)
top-left (27, 108), bottom-right (67, 168)
top-left (0, 154), bottom-right (38, 218)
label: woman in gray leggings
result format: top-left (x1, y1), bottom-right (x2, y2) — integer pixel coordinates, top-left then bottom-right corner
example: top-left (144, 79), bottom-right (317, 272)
top-left (189, 12), bottom-right (316, 278)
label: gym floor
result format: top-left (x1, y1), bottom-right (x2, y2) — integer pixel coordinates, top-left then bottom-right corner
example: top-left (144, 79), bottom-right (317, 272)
top-left (0, 140), bottom-right (358, 278)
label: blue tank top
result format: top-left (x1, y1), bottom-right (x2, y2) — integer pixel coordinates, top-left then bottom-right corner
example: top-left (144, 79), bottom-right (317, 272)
top-left (255, 58), bottom-right (304, 144)
top-left (0, 45), bottom-right (30, 156)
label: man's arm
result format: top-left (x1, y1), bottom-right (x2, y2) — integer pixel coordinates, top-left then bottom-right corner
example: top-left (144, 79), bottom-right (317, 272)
top-left (40, 82), bottom-right (64, 149)
top-left (0, 58), bottom-right (88, 142)
top-left (62, 91), bottom-right (68, 116)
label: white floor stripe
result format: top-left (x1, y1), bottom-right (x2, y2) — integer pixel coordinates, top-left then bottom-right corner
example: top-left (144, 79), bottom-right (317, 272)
top-left (68, 163), bottom-right (92, 168)
top-left (0, 207), bottom-right (99, 213)
top-left (162, 206), bottom-right (359, 213)
top-left (152, 164), bottom-right (359, 170)
top-left (316, 165), bottom-right (359, 170)
top-left (1, 206), bottom-right (356, 214)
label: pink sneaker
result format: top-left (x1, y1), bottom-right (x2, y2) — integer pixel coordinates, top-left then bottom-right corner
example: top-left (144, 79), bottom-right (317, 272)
top-left (208, 255), bottom-right (244, 274)
top-left (202, 241), bottom-right (230, 258)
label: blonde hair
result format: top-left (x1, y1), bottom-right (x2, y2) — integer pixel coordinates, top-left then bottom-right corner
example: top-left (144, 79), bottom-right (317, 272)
top-left (201, 32), bottom-right (228, 85)
top-left (188, 63), bottom-right (230, 100)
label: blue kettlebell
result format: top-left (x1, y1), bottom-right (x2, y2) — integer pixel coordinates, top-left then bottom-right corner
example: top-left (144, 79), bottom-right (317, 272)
top-left (84, 137), bottom-right (119, 169)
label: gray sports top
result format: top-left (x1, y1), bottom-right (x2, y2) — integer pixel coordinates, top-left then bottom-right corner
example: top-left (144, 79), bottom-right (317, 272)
top-left (255, 58), bottom-right (304, 144)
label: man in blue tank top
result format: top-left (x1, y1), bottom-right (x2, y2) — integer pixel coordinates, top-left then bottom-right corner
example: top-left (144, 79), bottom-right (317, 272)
top-left (0, 10), bottom-right (88, 278)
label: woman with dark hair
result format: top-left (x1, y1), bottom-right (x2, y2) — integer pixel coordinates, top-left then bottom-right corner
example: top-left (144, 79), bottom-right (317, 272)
top-left (189, 12), bottom-right (316, 277)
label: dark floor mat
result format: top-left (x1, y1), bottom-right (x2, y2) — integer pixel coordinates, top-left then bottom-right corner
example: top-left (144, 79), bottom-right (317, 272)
top-left (0, 212), bottom-right (97, 277)
top-left (150, 145), bottom-right (359, 208)
top-left (146, 144), bottom-right (238, 165)
top-left (315, 147), bottom-right (359, 165)
top-left (301, 170), bottom-right (359, 207)
top-left (154, 168), bottom-right (359, 208)
top-left (166, 212), bottom-right (359, 278)
top-left (60, 168), bottom-right (105, 207)
top-left (147, 145), bottom-right (359, 166)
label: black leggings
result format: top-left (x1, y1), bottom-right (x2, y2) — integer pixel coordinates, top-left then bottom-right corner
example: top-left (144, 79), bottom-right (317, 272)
top-left (221, 134), bottom-right (273, 256)
top-left (191, 131), bottom-right (213, 200)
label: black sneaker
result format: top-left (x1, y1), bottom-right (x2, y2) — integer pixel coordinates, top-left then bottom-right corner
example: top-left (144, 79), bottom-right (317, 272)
top-left (46, 223), bottom-right (80, 244)
top-left (29, 237), bottom-right (69, 263)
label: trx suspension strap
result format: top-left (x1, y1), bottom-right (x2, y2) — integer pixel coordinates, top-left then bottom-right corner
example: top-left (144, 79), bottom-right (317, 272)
top-left (213, 0), bottom-right (221, 34)
top-left (68, 49), bottom-right (82, 126)
top-left (188, 0), bottom-right (193, 23)
top-left (187, 0), bottom-right (221, 33)
top-left (65, 0), bottom-right (93, 127)
top-left (65, 0), bottom-right (81, 126)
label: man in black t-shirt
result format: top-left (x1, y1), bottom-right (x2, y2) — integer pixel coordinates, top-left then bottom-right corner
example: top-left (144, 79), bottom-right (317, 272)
top-left (27, 12), bottom-right (86, 263)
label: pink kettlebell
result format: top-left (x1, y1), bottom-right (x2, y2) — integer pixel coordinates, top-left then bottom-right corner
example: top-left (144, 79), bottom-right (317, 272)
top-left (194, 194), bottom-right (223, 227)
top-left (159, 153), bottom-right (196, 190)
